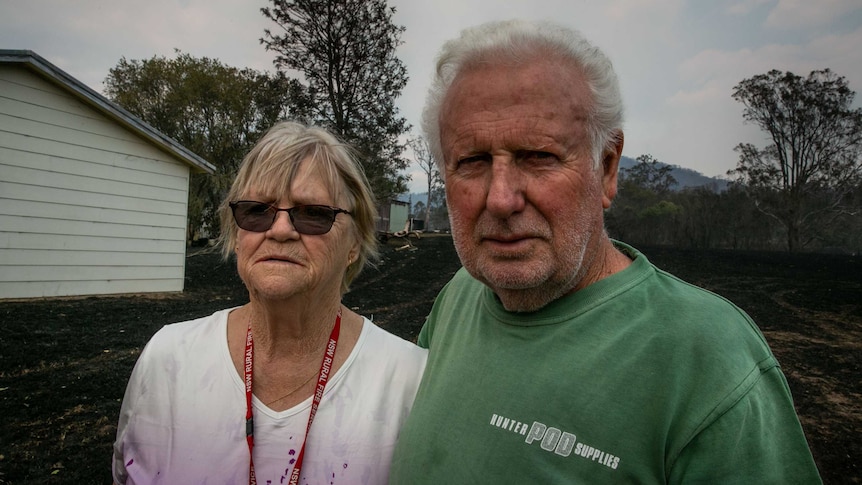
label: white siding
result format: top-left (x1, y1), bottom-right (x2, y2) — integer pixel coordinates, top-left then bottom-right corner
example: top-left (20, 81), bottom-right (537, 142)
top-left (0, 64), bottom-right (193, 299)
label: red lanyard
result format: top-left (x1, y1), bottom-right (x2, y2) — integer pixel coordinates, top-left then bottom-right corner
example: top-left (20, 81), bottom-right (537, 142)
top-left (244, 309), bottom-right (342, 485)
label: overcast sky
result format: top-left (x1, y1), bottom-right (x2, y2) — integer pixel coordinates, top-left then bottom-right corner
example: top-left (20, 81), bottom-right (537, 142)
top-left (2, 0), bottom-right (861, 193)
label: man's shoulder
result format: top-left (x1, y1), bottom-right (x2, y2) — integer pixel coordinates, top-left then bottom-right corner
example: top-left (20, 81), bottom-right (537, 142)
top-left (648, 266), bottom-right (753, 325)
top-left (605, 245), bottom-right (769, 352)
top-left (628, 264), bottom-right (775, 365)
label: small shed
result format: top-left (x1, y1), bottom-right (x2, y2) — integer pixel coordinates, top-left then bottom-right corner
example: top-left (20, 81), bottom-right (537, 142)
top-left (0, 50), bottom-right (215, 299)
top-left (376, 199), bottom-right (410, 234)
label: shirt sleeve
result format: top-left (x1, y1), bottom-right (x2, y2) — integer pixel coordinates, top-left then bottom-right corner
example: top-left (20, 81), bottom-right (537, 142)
top-left (668, 366), bottom-right (822, 484)
top-left (416, 320), bottom-right (431, 349)
top-left (111, 333), bottom-right (161, 485)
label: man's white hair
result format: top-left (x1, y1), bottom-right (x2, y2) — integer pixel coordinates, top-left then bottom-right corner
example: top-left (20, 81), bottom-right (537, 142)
top-left (421, 19), bottom-right (624, 173)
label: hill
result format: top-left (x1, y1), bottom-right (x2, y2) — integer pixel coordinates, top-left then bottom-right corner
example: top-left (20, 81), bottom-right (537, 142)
top-left (618, 156), bottom-right (729, 191)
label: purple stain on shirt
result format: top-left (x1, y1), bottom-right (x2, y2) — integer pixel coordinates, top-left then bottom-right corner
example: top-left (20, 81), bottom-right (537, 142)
top-left (290, 458), bottom-right (296, 465)
top-left (126, 459), bottom-right (134, 466)
top-left (289, 449), bottom-right (296, 455)
top-left (343, 463), bottom-right (348, 469)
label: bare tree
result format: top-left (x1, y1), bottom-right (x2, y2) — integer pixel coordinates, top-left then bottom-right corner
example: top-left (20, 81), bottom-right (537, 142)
top-left (407, 137), bottom-right (439, 230)
top-left (730, 69), bottom-right (862, 251)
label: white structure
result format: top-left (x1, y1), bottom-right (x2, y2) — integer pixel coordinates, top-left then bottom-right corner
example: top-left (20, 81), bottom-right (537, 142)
top-left (0, 50), bottom-right (215, 299)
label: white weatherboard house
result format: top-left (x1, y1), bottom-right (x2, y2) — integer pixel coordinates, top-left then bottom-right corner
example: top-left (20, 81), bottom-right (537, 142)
top-left (0, 50), bottom-right (215, 299)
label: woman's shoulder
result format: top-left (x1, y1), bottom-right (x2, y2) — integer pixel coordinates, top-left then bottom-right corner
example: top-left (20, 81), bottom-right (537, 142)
top-left (145, 308), bottom-right (233, 354)
top-left (338, 318), bottom-right (426, 399)
top-left (357, 318), bottom-right (427, 362)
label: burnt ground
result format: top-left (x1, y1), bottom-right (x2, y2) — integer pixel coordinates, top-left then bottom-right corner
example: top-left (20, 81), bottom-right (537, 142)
top-left (0, 234), bottom-right (859, 484)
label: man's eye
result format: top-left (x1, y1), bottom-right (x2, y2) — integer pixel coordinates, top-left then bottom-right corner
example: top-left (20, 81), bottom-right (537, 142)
top-left (457, 154), bottom-right (491, 166)
top-left (520, 150), bottom-right (557, 164)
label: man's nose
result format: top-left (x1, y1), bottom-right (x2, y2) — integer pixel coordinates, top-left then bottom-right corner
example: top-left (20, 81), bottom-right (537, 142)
top-left (485, 158), bottom-right (526, 218)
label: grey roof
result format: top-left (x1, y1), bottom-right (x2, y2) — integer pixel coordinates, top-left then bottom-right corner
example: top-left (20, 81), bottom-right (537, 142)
top-left (0, 49), bottom-right (215, 174)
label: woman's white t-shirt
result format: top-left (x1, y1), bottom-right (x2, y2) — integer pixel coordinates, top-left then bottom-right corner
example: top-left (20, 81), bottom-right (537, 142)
top-left (112, 308), bottom-right (427, 484)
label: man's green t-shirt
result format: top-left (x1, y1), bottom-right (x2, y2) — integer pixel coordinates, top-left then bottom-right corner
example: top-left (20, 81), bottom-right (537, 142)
top-left (390, 243), bottom-right (821, 484)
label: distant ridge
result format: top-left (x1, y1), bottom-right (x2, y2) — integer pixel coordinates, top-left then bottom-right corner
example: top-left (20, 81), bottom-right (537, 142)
top-left (618, 156), bottom-right (729, 191)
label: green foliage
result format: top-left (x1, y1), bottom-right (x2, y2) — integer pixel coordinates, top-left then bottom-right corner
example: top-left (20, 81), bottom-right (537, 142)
top-left (607, 155), bottom-right (778, 250)
top-left (641, 200), bottom-right (682, 218)
top-left (261, 0), bottom-right (411, 202)
top-left (608, 71), bottom-right (862, 253)
top-left (104, 51), bottom-right (307, 240)
top-left (729, 69), bottom-right (862, 251)
top-left (607, 154), bottom-right (680, 245)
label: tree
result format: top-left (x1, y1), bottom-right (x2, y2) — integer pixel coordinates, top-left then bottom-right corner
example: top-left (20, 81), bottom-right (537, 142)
top-left (623, 154), bottom-right (678, 194)
top-left (427, 171), bottom-right (449, 231)
top-left (407, 136), bottom-right (441, 230)
top-left (607, 154), bottom-right (679, 245)
top-left (730, 69), bottom-right (862, 252)
top-left (675, 186), bottom-right (721, 249)
top-left (261, 0), bottom-right (411, 201)
top-left (412, 200), bottom-right (426, 218)
top-left (105, 51), bottom-right (308, 240)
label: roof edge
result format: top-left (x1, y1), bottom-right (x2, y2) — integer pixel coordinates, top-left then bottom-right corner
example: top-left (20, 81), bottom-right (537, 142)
top-left (0, 49), bottom-right (215, 174)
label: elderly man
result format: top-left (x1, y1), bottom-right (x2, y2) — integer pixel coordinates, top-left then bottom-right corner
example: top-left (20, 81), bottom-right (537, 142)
top-left (389, 20), bottom-right (821, 484)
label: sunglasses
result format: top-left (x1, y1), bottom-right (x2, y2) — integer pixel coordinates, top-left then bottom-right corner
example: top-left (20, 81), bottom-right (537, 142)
top-left (229, 201), bottom-right (353, 235)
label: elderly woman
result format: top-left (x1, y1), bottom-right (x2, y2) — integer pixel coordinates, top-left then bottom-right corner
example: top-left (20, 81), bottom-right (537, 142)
top-left (112, 122), bottom-right (427, 484)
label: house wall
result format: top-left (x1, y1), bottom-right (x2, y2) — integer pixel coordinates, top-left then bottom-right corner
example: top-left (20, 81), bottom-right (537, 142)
top-left (0, 65), bottom-right (191, 299)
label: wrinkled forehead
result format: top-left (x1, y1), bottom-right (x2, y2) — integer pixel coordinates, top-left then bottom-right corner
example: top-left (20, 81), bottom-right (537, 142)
top-left (440, 57), bottom-right (592, 155)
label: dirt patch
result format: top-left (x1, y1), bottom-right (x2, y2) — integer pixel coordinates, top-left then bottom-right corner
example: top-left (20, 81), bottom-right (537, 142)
top-left (0, 236), bottom-right (858, 483)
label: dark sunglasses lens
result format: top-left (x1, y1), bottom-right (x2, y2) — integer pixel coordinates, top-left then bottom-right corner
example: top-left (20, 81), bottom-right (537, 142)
top-left (233, 202), bottom-right (274, 232)
top-left (291, 205), bottom-right (336, 235)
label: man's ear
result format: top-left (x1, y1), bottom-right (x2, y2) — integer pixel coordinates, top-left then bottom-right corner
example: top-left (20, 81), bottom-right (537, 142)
top-left (600, 132), bottom-right (624, 209)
